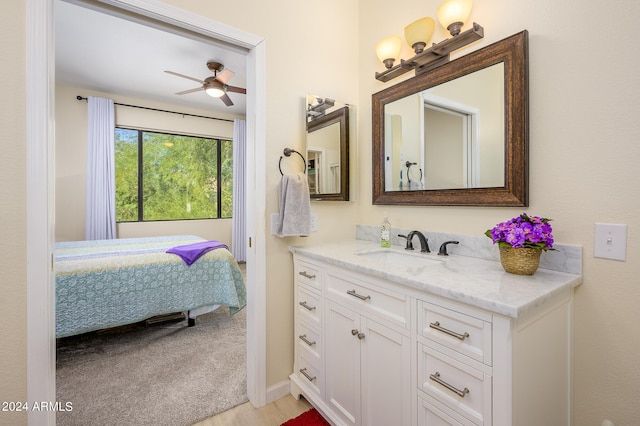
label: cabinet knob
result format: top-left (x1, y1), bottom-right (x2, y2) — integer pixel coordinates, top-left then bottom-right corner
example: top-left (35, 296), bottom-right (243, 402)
top-left (351, 329), bottom-right (365, 339)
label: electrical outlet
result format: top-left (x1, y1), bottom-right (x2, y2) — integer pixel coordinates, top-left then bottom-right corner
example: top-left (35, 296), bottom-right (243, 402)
top-left (594, 223), bottom-right (627, 261)
top-left (310, 212), bottom-right (318, 232)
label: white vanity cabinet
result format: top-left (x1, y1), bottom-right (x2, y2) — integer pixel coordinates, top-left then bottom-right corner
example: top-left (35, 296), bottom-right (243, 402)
top-left (323, 268), bottom-right (412, 426)
top-left (290, 249), bottom-right (577, 426)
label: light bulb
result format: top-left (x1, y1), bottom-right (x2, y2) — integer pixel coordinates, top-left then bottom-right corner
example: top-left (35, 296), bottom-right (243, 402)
top-left (376, 36), bottom-right (402, 69)
top-left (437, 0), bottom-right (473, 36)
top-left (404, 17), bottom-right (435, 54)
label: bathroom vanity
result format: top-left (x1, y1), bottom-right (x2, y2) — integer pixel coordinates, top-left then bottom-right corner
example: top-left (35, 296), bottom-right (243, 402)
top-left (289, 239), bottom-right (582, 426)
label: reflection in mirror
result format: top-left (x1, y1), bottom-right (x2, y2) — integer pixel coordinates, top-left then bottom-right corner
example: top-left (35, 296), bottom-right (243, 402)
top-left (373, 30), bottom-right (528, 206)
top-left (306, 94), bottom-right (350, 201)
top-left (385, 63), bottom-right (504, 191)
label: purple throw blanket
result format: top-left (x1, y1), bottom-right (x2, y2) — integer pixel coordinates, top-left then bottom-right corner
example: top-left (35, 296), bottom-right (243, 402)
top-left (166, 240), bottom-right (229, 266)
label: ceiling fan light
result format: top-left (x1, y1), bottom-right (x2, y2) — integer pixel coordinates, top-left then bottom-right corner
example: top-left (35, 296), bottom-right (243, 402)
top-left (204, 80), bottom-right (225, 97)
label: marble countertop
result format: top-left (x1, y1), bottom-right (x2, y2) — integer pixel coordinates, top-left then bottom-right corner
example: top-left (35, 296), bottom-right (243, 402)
top-left (290, 240), bottom-right (583, 318)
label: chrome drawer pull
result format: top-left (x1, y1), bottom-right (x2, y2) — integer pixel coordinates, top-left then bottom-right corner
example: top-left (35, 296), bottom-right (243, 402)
top-left (429, 321), bottom-right (470, 341)
top-left (299, 368), bottom-right (316, 382)
top-left (299, 301), bottom-right (316, 311)
top-left (299, 271), bottom-right (316, 279)
top-left (429, 372), bottom-right (469, 398)
top-left (347, 289), bottom-right (371, 301)
top-left (298, 334), bottom-right (316, 346)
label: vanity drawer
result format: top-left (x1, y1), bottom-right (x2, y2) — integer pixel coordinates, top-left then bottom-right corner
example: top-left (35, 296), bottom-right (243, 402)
top-left (295, 349), bottom-right (323, 398)
top-left (295, 259), bottom-right (322, 291)
top-left (418, 301), bottom-right (492, 365)
top-left (295, 318), bottom-right (322, 361)
top-left (418, 344), bottom-right (491, 426)
top-left (296, 284), bottom-right (322, 327)
top-left (325, 269), bottom-right (410, 328)
top-left (418, 392), bottom-right (479, 426)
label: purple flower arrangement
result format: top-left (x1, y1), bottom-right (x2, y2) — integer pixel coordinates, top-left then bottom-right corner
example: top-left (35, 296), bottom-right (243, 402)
top-left (485, 213), bottom-right (555, 251)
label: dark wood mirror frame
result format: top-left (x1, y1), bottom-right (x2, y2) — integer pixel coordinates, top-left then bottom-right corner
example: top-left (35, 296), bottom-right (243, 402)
top-left (372, 30), bottom-right (528, 206)
top-left (307, 105), bottom-right (350, 201)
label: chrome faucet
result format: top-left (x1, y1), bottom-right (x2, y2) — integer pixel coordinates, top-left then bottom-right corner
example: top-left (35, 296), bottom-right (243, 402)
top-left (399, 231), bottom-right (430, 253)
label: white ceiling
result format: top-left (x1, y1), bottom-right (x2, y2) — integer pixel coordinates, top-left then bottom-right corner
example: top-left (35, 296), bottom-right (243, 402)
top-left (55, 1), bottom-right (247, 116)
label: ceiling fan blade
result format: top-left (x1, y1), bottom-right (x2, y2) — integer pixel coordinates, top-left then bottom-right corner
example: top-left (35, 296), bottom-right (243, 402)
top-left (175, 87), bottom-right (204, 95)
top-left (220, 93), bottom-right (234, 106)
top-left (164, 70), bottom-right (204, 84)
top-left (215, 69), bottom-right (235, 84)
top-left (226, 85), bottom-right (246, 94)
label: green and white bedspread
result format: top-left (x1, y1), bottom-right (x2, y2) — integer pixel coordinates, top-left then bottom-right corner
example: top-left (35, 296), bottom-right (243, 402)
top-left (55, 235), bottom-right (246, 338)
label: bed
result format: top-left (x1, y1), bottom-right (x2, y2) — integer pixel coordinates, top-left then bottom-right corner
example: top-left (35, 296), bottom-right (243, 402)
top-left (54, 235), bottom-right (246, 338)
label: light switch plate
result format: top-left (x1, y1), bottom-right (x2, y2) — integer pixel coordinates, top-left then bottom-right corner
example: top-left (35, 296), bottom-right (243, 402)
top-left (310, 212), bottom-right (318, 232)
top-left (594, 223), bottom-right (627, 261)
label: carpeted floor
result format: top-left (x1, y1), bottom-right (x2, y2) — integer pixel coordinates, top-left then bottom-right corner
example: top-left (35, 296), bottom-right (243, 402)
top-left (56, 306), bottom-right (247, 426)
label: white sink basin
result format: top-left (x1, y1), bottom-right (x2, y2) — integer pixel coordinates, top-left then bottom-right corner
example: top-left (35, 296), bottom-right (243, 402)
top-left (355, 250), bottom-right (442, 268)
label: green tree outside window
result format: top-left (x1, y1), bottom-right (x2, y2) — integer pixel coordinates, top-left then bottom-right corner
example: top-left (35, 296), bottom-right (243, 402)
top-left (115, 128), bottom-right (233, 222)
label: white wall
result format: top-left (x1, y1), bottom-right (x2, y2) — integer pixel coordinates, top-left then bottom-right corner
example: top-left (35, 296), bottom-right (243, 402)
top-left (359, 1), bottom-right (640, 425)
top-left (0, 2), bottom-right (27, 425)
top-left (55, 84), bottom-right (240, 246)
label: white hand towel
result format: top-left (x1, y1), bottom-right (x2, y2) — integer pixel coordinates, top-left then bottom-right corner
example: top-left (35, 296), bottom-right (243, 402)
top-left (276, 172), bottom-right (311, 237)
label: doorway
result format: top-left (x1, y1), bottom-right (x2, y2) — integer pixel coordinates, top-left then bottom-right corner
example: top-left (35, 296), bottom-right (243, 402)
top-left (26, 0), bottom-right (267, 422)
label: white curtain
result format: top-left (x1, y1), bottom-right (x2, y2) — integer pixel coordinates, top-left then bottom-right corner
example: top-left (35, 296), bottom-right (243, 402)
top-left (85, 96), bottom-right (116, 240)
top-left (231, 119), bottom-right (247, 261)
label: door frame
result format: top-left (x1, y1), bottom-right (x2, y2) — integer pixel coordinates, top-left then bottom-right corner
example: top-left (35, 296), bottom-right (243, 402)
top-left (26, 0), bottom-right (267, 423)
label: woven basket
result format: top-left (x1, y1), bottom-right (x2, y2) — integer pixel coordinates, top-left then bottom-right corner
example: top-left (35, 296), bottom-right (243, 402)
top-left (499, 246), bottom-right (542, 275)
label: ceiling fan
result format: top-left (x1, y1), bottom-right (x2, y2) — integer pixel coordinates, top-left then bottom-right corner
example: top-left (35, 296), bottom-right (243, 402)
top-left (164, 61), bottom-right (246, 106)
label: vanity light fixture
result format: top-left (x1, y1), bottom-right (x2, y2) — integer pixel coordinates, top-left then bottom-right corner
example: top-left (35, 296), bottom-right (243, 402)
top-left (307, 96), bottom-right (336, 121)
top-left (405, 17), bottom-right (435, 54)
top-left (375, 0), bottom-right (483, 83)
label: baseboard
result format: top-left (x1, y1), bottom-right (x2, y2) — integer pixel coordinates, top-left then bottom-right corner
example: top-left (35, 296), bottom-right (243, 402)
top-left (266, 379), bottom-right (292, 404)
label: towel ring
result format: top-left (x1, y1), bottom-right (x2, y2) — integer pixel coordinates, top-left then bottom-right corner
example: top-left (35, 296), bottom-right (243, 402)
top-left (279, 148), bottom-right (307, 175)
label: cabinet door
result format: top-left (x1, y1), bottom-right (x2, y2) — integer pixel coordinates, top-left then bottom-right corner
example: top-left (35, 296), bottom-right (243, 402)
top-left (325, 300), bottom-right (361, 426)
top-left (361, 317), bottom-right (411, 426)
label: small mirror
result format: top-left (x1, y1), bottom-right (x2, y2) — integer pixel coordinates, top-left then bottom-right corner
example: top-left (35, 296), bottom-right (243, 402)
top-left (306, 94), bottom-right (350, 201)
top-left (373, 31), bottom-right (528, 206)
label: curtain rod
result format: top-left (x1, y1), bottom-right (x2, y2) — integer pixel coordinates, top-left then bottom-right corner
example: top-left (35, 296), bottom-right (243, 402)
top-left (76, 96), bottom-right (234, 123)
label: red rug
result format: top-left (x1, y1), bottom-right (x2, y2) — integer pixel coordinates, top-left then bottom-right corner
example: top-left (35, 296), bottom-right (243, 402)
top-left (281, 408), bottom-right (330, 426)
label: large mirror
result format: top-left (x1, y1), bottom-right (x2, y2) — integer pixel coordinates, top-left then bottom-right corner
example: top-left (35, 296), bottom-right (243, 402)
top-left (372, 30), bottom-right (528, 206)
top-left (306, 94), bottom-right (350, 201)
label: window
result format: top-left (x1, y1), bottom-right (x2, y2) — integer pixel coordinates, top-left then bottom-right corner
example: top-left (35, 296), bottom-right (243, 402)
top-left (115, 128), bottom-right (233, 222)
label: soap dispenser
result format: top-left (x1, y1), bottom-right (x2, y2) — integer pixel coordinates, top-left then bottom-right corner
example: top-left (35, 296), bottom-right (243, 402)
top-left (381, 215), bottom-right (391, 248)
